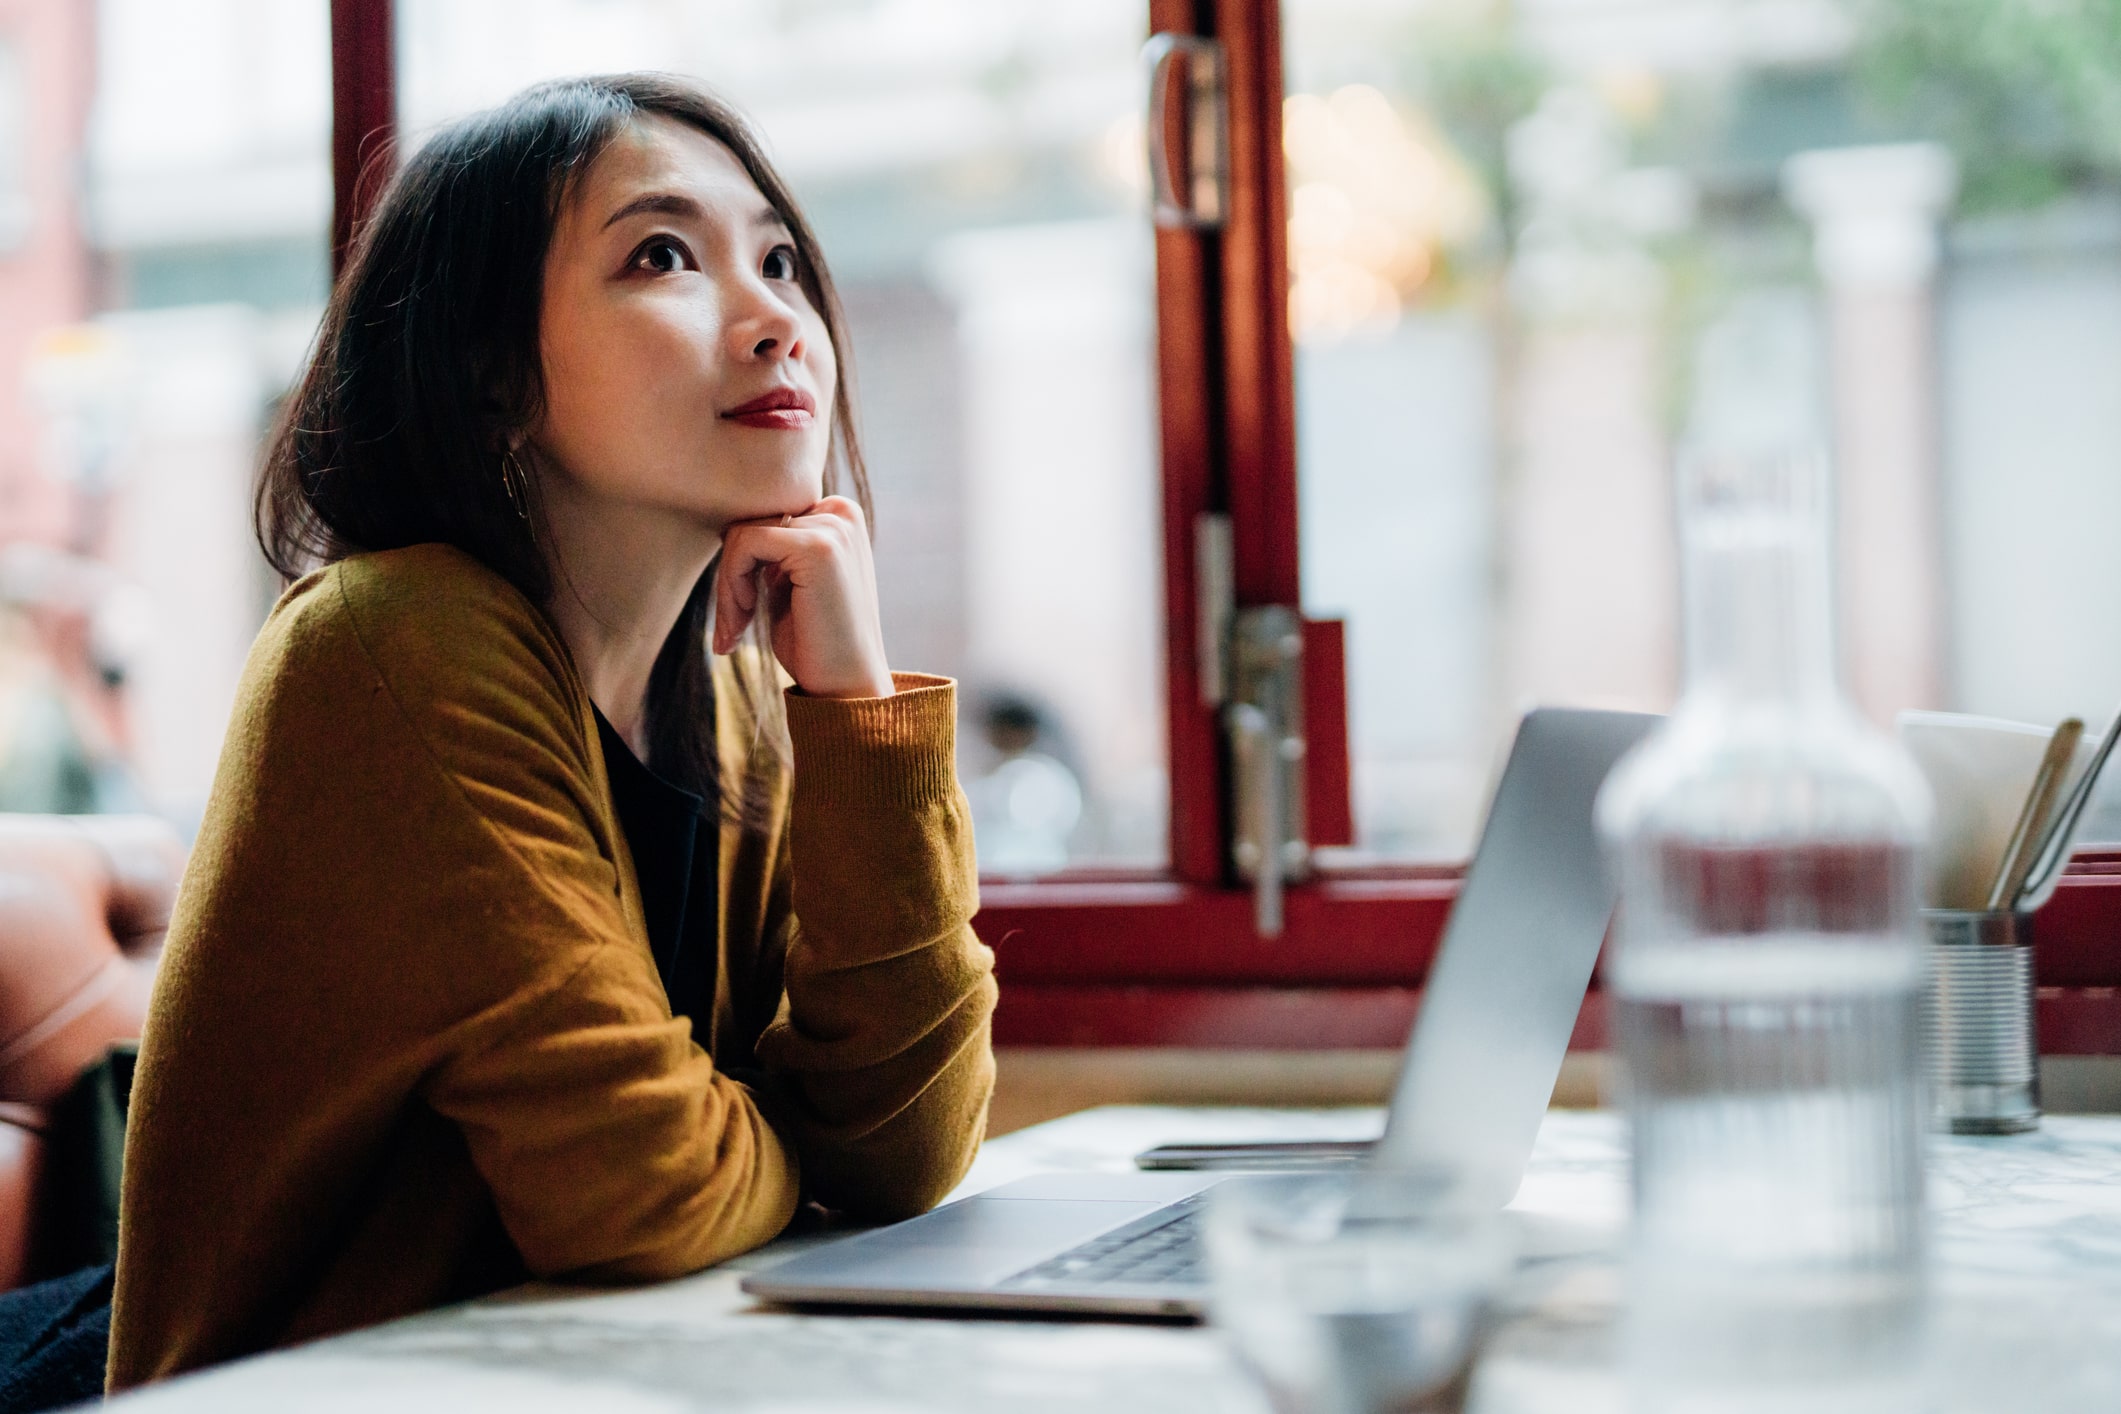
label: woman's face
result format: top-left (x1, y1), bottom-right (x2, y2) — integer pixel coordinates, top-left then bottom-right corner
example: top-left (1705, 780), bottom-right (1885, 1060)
top-left (532, 114), bottom-right (836, 531)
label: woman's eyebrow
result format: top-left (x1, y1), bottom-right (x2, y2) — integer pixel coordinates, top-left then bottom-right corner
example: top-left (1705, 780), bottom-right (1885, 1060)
top-left (602, 191), bottom-right (704, 230)
top-left (600, 193), bottom-right (790, 234)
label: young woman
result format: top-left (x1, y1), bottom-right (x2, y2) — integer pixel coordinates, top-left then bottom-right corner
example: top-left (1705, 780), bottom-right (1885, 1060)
top-left (104, 74), bottom-right (996, 1389)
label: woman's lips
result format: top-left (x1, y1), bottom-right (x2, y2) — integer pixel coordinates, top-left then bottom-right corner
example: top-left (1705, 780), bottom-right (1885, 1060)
top-left (723, 387), bottom-right (815, 431)
top-left (728, 408), bottom-right (812, 430)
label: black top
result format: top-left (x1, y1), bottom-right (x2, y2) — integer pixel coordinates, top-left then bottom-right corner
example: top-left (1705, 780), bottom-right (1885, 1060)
top-left (592, 707), bottom-right (719, 1046)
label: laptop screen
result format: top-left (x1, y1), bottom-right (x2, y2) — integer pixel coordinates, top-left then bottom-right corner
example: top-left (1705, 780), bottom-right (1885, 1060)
top-left (1373, 708), bottom-right (1657, 1206)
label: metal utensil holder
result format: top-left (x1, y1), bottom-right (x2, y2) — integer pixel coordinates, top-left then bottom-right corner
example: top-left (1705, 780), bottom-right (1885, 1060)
top-left (1923, 910), bottom-right (2039, 1134)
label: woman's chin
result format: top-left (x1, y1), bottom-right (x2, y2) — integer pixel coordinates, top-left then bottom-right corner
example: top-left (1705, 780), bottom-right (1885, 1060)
top-left (735, 478), bottom-right (827, 524)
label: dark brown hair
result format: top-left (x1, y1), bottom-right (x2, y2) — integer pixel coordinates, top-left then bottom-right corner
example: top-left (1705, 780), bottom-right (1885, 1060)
top-left (258, 73), bottom-right (868, 813)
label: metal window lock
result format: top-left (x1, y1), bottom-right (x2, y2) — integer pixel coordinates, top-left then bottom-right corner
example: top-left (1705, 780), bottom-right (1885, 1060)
top-left (1226, 606), bottom-right (1310, 938)
top-left (1195, 513), bottom-right (1311, 938)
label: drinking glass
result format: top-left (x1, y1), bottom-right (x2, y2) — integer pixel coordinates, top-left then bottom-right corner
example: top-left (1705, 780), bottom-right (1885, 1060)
top-left (1203, 1167), bottom-right (1514, 1414)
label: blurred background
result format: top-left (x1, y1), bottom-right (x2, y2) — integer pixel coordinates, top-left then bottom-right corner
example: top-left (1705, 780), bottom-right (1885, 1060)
top-left (3, 0), bottom-right (2119, 865)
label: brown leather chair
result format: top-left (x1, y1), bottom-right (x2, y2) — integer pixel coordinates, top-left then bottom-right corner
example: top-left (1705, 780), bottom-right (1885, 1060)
top-left (0, 1101), bottom-right (40, 1289)
top-left (0, 816), bottom-right (183, 1289)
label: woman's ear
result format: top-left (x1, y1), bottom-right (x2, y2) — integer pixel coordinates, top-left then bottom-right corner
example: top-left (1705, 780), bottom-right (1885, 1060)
top-left (469, 344), bottom-right (540, 448)
top-left (477, 398), bottom-right (534, 462)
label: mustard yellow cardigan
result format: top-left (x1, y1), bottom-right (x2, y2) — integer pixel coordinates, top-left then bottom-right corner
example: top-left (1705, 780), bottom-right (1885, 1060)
top-left (107, 544), bottom-right (996, 1388)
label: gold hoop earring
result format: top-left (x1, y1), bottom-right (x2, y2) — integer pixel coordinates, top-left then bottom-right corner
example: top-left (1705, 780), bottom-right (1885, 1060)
top-left (500, 448), bottom-right (531, 523)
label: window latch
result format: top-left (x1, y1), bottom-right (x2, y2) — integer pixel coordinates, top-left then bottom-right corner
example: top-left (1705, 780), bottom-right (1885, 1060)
top-left (1227, 605), bottom-right (1309, 938)
top-left (1143, 33), bottom-right (1226, 230)
top-left (1197, 518), bottom-right (1313, 937)
top-left (1195, 513), bottom-right (1233, 706)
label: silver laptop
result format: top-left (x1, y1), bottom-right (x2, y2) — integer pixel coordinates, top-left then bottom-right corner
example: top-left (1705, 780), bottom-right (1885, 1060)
top-left (741, 707), bottom-right (1655, 1318)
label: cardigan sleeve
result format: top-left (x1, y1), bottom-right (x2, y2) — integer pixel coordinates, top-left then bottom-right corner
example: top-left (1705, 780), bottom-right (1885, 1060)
top-left (320, 558), bottom-right (803, 1281)
top-left (751, 673), bottom-right (998, 1221)
top-left (421, 932), bottom-right (801, 1282)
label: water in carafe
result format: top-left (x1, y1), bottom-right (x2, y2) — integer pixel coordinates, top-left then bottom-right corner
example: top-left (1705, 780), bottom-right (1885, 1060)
top-left (1596, 448), bottom-right (1930, 1414)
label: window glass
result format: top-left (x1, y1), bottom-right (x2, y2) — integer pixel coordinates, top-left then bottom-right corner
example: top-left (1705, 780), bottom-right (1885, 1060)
top-left (0, 0), bottom-right (327, 831)
top-left (401, 0), bottom-right (1168, 872)
top-left (1287, 0), bottom-right (2121, 858)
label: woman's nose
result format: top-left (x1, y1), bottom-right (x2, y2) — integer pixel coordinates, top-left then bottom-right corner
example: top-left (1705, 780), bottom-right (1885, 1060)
top-left (728, 282), bottom-right (804, 363)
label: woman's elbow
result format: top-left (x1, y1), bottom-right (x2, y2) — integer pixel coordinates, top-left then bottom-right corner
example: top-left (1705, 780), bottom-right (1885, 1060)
top-left (563, 1191), bottom-right (797, 1285)
top-left (808, 1057), bottom-right (994, 1222)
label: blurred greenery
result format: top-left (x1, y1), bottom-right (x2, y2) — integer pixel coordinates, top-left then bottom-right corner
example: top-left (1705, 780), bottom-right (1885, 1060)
top-left (1408, 13), bottom-right (1548, 202)
top-left (1381, 0), bottom-right (2121, 216)
top-left (1852, 0), bottom-right (2121, 211)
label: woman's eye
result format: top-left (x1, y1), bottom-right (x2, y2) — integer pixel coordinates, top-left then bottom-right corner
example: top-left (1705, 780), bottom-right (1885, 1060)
top-left (633, 237), bottom-right (691, 274)
top-left (762, 244), bottom-right (799, 282)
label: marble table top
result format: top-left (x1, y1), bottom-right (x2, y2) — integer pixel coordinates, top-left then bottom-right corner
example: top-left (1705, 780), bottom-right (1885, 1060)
top-left (105, 1107), bottom-right (2121, 1413)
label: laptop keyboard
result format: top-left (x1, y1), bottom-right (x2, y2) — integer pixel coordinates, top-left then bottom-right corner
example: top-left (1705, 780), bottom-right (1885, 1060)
top-left (1002, 1194), bottom-right (1208, 1289)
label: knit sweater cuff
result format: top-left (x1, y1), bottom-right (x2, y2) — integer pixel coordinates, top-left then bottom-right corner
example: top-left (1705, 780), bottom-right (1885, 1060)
top-left (784, 673), bottom-right (957, 814)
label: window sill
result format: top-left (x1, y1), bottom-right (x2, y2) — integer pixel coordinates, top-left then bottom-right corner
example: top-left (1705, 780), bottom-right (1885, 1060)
top-left (977, 856), bottom-right (2121, 1053)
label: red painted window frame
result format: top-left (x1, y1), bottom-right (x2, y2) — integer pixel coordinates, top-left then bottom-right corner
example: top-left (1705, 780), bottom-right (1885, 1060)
top-left (327, 0), bottom-right (2121, 1056)
top-left (330, 0), bottom-right (396, 273)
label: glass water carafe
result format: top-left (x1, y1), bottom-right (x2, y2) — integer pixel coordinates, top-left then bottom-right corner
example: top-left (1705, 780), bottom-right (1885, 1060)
top-left (1595, 449), bottom-right (1932, 1414)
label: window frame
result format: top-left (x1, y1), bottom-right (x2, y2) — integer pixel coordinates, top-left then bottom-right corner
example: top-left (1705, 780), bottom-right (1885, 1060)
top-left (328, 0), bottom-right (2121, 1057)
top-left (330, 0), bottom-right (395, 270)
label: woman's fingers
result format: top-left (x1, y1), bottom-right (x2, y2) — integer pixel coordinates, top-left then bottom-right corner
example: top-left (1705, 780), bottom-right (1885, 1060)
top-left (713, 522), bottom-right (810, 650)
top-left (710, 497), bottom-right (891, 697)
top-left (802, 495), bottom-right (866, 534)
top-left (710, 534), bottom-right (755, 654)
